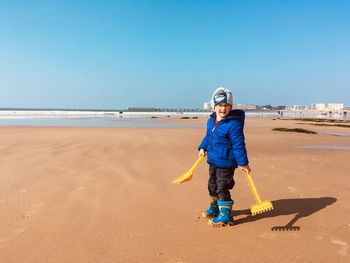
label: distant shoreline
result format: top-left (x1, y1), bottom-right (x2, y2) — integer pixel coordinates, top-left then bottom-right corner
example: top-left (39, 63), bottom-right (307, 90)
top-left (0, 109), bottom-right (348, 119)
top-left (0, 107), bottom-right (348, 113)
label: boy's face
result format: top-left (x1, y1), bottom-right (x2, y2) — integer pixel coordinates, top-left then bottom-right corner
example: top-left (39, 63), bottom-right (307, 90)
top-left (215, 103), bottom-right (232, 120)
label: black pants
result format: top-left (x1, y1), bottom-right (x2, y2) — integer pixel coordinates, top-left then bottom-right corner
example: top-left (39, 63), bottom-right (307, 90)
top-left (208, 165), bottom-right (235, 201)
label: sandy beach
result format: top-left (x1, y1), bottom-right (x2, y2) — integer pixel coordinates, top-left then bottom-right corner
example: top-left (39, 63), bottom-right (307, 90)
top-left (0, 118), bottom-right (349, 262)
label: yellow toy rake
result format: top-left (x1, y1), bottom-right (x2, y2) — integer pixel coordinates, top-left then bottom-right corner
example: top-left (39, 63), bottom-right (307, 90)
top-left (244, 171), bottom-right (273, 215)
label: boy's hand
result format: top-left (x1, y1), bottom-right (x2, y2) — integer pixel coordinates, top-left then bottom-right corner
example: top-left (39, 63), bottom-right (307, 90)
top-left (240, 165), bottom-right (251, 174)
top-left (199, 148), bottom-right (206, 157)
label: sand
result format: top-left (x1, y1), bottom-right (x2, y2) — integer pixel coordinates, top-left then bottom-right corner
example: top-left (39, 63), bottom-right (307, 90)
top-left (0, 118), bottom-right (349, 262)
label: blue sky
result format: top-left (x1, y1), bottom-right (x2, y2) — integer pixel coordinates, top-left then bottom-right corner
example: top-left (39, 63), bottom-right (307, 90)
top-left (0, 0), bottom-right (349, 109)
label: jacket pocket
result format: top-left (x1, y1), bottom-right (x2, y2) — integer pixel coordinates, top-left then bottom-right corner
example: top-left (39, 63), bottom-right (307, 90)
top-left (223, 147), bottom-right (234, 161)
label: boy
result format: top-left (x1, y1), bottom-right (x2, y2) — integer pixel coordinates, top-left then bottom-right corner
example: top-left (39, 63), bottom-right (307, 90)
top-left (198, 87), bottom-right (250, 227)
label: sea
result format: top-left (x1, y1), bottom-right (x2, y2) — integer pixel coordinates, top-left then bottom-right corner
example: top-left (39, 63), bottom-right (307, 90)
top-left (0, 109), bottom-right (349, 128)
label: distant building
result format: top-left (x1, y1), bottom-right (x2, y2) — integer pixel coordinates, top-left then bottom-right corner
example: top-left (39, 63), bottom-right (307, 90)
top-left (293, 105), bottom-right (308, 111)
top-left (327, 103), bottom-right (344, 111)
top-left (234, 104), bottom-right (257, 110)
top-left (315, 103), bottom-right (344, 111)
top-left (309, 104), bottom-right (316, 110)
top-left (315, 103), bottom-right (327, 111)
top-left (203, 102), bottom-right (212, 110)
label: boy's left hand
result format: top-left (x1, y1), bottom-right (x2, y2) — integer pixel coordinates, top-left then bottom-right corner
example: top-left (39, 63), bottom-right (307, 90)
top-left (240, 165), bottom-right (251, 174)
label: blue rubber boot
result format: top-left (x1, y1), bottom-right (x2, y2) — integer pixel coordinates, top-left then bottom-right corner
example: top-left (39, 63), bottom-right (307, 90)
top-left (208, 200), bottom-right (234, 227)
top-left (201, 196), bottom-right (219, 218)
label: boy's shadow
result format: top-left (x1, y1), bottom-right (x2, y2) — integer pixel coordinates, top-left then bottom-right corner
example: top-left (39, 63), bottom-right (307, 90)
top-left (233, 197), bottom-right (337, 231)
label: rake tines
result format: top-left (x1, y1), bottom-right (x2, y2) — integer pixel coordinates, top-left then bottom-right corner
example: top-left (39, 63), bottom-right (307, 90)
top-left (251, 207), bottom-right (273, 216)
top-left (271, 226), bottom-right (300, 231)
top-left (244, 172), bottom-right (274, 216)
top-left (250, 200), bottom-right (274, 216)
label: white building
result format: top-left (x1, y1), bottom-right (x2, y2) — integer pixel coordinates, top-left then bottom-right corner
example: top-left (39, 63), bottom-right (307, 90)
top-left (203, 102), bottom-right (212, 110)
top-left (315, 103), bottom-right (344, 111)
top-left (235, 104), bottom-right (257, 110)
top-left (327, 103), bottom-right (344, 111)
top-left (293, 105), bottom-right (308, 111)
top-left (315, 103), bottom-right (327, 111)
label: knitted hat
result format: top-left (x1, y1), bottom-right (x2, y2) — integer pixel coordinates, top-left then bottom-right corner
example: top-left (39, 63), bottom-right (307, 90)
top-left (212, 87), bottom-right (233, 106)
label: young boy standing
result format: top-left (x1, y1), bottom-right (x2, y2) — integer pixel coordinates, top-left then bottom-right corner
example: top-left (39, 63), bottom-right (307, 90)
top-left (198, 87), bottom-right (251, 227)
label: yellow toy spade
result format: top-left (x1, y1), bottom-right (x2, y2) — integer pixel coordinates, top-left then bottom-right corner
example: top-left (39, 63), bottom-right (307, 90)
top-left (171, 155), bottom-right (205, 184)
top-left (243, 171), bottom-right (274, 215)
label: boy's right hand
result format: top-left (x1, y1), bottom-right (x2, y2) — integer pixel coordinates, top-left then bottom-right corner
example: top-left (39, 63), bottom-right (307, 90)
top-left (199, 148), bottom-right (206, 157)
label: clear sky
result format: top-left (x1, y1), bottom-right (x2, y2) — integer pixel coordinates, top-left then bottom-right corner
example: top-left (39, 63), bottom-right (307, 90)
top-left (1, 0), bottom-right (349, 109)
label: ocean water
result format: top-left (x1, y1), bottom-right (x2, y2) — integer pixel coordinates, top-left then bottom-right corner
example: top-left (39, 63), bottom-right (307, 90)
top-left (0, 117), bottom-right (207, 128)
top-left (0, 110), bottom-right (348, 128)
top-left (0, 111), bottom-right (207, 128)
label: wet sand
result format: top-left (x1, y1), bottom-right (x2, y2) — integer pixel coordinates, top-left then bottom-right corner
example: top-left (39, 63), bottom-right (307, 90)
top-left (0, 118), bottom-right (349, 262)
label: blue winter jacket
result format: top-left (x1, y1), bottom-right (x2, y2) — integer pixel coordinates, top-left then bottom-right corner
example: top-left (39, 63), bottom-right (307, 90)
top-left (198, 110), bottom-right (249, 169)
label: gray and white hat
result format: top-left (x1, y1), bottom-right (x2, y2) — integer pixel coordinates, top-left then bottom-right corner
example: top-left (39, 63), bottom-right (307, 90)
top-left (211, 87), bottom-right (233, 106)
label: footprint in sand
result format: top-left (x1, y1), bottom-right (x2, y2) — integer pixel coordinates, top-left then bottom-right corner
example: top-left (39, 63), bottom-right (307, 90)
top-left (21, 212), bottom-right (30, 220)
top-left (13, 203), bottom-right (44, 236)
top-left (21, 203), bottom-right (43, 220)
top-left (331, 238), bottom-right (349, 256)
